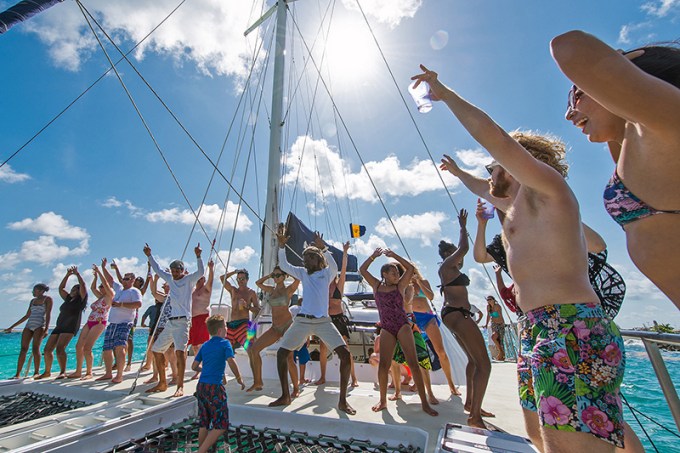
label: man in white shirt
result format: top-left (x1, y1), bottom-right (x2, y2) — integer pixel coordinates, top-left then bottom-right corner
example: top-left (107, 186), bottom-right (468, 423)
top-left (144, 242), bottom-right (204, 397)
top-left (269, 229), bottom-right (355, 415)
top-left (96, 272), bottom-right (142, 383)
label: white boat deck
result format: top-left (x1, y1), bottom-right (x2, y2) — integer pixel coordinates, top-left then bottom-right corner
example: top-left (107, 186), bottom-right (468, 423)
top-left (0, 352), bottom-right (528, 452)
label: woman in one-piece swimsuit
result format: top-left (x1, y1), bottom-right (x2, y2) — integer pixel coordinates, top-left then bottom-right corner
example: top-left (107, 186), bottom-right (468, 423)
top-left (247, 266), bottom-right (301, 393)
top-left (360, 248), bottom-right (438, 417)
top-left (5, 283), bottom-right (53, 378)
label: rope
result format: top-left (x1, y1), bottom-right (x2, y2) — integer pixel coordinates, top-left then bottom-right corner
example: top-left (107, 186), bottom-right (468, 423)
top-left (621, 393), bottom-right (660, 452)
top-left (0, 0), bottom-right (190, 170)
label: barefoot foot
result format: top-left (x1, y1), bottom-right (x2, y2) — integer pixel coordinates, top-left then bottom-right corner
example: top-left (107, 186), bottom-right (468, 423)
top-left (291, 387), bottom-right (301, 398)
top-left (423, 404), bottom-right (439, 416)
top-left (429, 395), bottom-right (440, 405)
top-left (372, 401), bottom-right (388, 412)
top-left (388, 393), bottom-right (401, 401)
top-left (80, 374), bottom-right (93, 380)
top-left (467, 415), bottom-right (487, 429)
top-left (350, 379), bottom-right (359, 388)
top-left (145, 383), bottom-right (167, 393)
top-left (55, 373), bottom-right (67, 380)
top-left (268, 396), bottom-right (291, 407)
top-left (95, 374), bottom-right (113, 381)
top-left (450, 386), bottom-right (462, 396)
top-left (190, 372), bottom-right (200, 380)
top-left (67, 372), bottom-right (82, 379)
top-left (124, 364), bottom-right (131, 372)
top-left (111, 376), bottom-right (123, 384)
top-left (172, 387), bottom-right (184, 397)
top-left (35, 372), bottom-right (51, 380)
top-left (339, 401), bottom-right (356, 415)
top-left (464, 405), bottom-right (495, 418)
top-left (144, 376), bottom-right (158, 384)
top-left (246, 384), bottom-right (263, 393)
top-left (313, 378), bottom-right (325, 385)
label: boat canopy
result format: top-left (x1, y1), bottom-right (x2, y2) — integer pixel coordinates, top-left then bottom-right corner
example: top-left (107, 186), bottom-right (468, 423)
top-left (283, 212), bottom-right (361, 281)
top-left (0, 0), bottom-right (64, 35)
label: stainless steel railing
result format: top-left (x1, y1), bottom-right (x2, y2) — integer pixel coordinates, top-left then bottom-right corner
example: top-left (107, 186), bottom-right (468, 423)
top-left (619, 329), bottom-right (680, 433)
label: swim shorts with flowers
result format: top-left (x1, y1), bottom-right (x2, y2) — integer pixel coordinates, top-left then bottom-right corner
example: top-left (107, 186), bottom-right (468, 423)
top-left (517, 303), bottom-right (625, 448)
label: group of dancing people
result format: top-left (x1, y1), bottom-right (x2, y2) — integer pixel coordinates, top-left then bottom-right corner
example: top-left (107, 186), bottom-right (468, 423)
top-left (4, 30), bottom-right (679, 453)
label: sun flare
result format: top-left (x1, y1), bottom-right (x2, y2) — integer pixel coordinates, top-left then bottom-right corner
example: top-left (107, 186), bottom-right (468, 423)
top-left (321, 21), bottom-right (379, 85)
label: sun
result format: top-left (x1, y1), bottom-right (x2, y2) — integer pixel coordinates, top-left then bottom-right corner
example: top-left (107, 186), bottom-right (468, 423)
top-left (321, 19), bottom-right (379, 85)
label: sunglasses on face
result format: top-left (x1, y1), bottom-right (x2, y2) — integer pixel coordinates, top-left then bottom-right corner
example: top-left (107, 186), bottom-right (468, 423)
top-left (237, 277), bottom-right (248, 282)
top-left (122, 277), bottom-right (132, 281)
top-left (485, 164), bottom-right (500, 175)
top-left (272, 273), bottom-right (285, 278)
top-left (567, 85), bottom-right (582, 112)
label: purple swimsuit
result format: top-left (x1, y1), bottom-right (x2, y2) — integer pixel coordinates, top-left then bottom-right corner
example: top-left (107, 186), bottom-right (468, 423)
top-left (375, 288), bottom-right (409, 337)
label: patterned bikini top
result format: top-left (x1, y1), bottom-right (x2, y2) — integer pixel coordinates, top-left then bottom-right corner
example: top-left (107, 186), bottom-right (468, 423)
top-left (604, 171), bottom-right (680, 228)
top-left (88, 297), bottom-right (110, 323)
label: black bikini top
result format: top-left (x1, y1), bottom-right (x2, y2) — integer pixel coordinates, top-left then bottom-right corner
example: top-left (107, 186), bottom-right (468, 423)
top-left (331, 286), bottom-right (342, 300)
top-left (439, 273), bottom-right (470, 293)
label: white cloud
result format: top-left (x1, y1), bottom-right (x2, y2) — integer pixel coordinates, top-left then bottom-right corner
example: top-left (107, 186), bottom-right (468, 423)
top-left (341, 0), bottom-right (422, 28)
top-left (19, 235), bottom-right (89, 264)
top-left (641, 0), bottom-right (680, 17)
top-left (101, 196), bottom-right (145, 217)
top-left (375, 211), bottom-right (448, 246)
top-left (23, 0), bottom-right (266, 79)
top-left (617, 22), bottom-right (652, 45)
top-left (7, 212), bottom-right (89, 240)
top-left (214, 246), bottom-right (257, 272)
top-left (348, 234), bottom-right (388, 256)
top-left (0, 164), bottom-right (30, 183)
top-left (283, 135), bottom-right (459, 203)
top-left (145, 202), bottom-right (253, 231)
top-left (455, 148), bottom-right (494, 177)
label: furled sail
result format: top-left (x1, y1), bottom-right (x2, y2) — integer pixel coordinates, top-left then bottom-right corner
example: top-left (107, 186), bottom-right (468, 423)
top-left (0, 0), bottom-right (63, 35)
top-left (283, 212), bottom-right (361, 281)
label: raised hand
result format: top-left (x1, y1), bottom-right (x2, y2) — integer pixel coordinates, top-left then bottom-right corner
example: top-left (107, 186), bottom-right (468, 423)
top-left (440, 154), bottom-right (462, 176)
top-left (110, 260), bottom-right (118, 270)
top-left (276, 224), bottom-right (289, 248)
top-left (101, 257), bottom-right (108, 268)
top-left (476, 198), bottom-right (488, 223)
top-left (143, 243), bottom-right (152, 257)
top-left (493, 264), bottom-right (502, 274)
top-left (343, 241), bottom-right (350, 253)
top-left (458, 209), bottom-right (468, 229)
top-left (383, 249), bottom-right (397, 259)
top-left (312, 231), bottom-right (325, 249)
top-left (371, 248), bottom-right (384, 259)
top-left (410, 64), bottom-right (445, 101)
top-left (195, 243), bottom-right (202, 257)
top-left (208, 259), bottom-right (214, 269)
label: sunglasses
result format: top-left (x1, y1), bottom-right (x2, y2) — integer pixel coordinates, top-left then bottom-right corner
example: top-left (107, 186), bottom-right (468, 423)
top-left (485, 163), bottom-right (500, 175)
top-left (237, 277), bottom-right (248, 282)
top-left (567, 85), bottom-right (582, 112)
top-left (122, 277), bottom-right (132, 281)
top-left (271, 273), bottom-right (285, 278)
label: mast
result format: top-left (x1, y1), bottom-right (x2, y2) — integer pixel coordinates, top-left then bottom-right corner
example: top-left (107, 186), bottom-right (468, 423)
top-left (248, 1), bottom-right (290, 275)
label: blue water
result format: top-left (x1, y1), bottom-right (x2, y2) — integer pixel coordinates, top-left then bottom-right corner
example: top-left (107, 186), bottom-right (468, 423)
top-left (0, 332), bottom-right (677, 450)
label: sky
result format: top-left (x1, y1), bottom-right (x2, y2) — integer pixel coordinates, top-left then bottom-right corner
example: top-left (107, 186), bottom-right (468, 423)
top-left (1, 0), bottom-right (679, 329)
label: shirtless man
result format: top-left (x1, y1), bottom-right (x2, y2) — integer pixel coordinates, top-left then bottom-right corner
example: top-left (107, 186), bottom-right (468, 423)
top-left (220, 269), bottom-right (259, 350)
top-left (413, 65), bottom-right (627, 451)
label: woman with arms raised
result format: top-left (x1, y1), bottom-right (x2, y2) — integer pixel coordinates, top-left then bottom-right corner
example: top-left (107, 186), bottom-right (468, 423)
top-left (360, 248), bottom-right (438, 417)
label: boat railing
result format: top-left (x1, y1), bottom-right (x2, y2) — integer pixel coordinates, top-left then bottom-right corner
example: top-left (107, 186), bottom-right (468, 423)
top-left (619, 329), bottom-right (680, 433)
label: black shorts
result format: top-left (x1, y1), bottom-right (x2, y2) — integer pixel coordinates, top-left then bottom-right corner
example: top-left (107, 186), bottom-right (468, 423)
top-left (331, 313), bottom-right (351, 338)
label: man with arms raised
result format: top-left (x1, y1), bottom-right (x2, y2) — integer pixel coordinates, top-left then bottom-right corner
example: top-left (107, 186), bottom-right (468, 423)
top-left (270, 226), bottom-right (355, 415)
top-left (412, 66), bottom-right (626, 451)
top-left (144, 242), bottom-right (204, 397)
top-left (219, 268), bottom-right (259, 350)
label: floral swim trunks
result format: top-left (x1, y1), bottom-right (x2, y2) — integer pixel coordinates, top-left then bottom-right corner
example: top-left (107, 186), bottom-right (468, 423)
top-left (517, 303), bottom-right (625, 448)
top-left (195, 382), bottom-right (229, 431)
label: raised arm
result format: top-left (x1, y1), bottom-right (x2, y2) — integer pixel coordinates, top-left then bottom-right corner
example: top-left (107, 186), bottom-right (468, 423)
top-left (413, 65), bottom-right (568, 196)
top-left (442, 210), bottom-right (470, 272)
top-left (473, 200), bottom-right (495, 264)
top-left (205, 259), bottom-right (215, 289)
top-left (551, 30), bottom-right (680, 132)
top-left (94, 265), bottom-right (114, 304)
top-left (440, 155), bottom-right (510, 211)
top-left (312, 231), bottom-right (338, 278)
top-left (275, 225), bottom-right (305, 281)
top-left (494, 264), bottom-right (507, 291)
top-left (359, 249), bottom-right (383, 291)
top-left (144, 243), bottom-right (172, 282)
top-left (73, 267), bottom-right (87, 300)
top-left (58, 268), bottom-right (72, 300)
top-left (413, 273), bottom-right (434, 301)
top-left (150, 274), bottom-right (164, 301)
top-left (139, 262), bottom-right (152, 295)
top-left (188, 243), bottom-right (205, 283)
top-left (90, 268), bottom-right (103, 299)
top-left (255, 273), bottom-right (276, 293)
top-left (220, 270), bottom-right (238, 293)
top-left (101, 258), bottom-right (115, 286)
top-left (110, 260), bottom-right (124, 284)
top-left (336, 241), bottom-right (350, 294)
top-left (383, 250), bottom-right (415, 294)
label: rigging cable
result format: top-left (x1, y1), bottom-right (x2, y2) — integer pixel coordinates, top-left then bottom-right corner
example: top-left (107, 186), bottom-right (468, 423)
top-left (0, 0), bottom-right (190, 170)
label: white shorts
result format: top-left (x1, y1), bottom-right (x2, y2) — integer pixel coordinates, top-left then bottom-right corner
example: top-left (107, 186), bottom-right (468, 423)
top-left (152, 318), bottom-right (190, 353)
top-left (279, 316), bottom-right (346, 351)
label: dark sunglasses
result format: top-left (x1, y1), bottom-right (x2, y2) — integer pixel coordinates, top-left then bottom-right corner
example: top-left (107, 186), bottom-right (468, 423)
top-left (237, 277), bottom-right (248, 282)
top-left (567, 84), bottom-right (581, 112)
top-left (271, 273), bottom-right (285, 278)
top-left (122, 277), bottom-right (132, 281)
top-left (485, 163), bottom-right (500, 175)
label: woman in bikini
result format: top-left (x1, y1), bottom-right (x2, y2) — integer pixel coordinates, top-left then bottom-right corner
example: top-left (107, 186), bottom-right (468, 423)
top-left (5, 283), bottom-right (53, 378)
top-left (246, 266), bottom-right (300, 393)
top-left (410, 267), bottom-right (460, 395)
top-left (439, 209), bottom-right (491, 428)
top-left (68, 264), bottom-right (114, 379)
top-left (360, 248), bottom-right (438, 416)
top-left (484, 296), bottom-right (506, 361)
top-left (553, 33), bottom-right (680, 310)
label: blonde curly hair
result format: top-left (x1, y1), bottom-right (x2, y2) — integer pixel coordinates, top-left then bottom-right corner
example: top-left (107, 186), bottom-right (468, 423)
top-left (509, 130), bottom-right (569, 178)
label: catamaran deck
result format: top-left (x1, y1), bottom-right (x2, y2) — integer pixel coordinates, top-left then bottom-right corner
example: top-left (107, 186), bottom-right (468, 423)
top-left (0, 352), bottom-right (528, 452)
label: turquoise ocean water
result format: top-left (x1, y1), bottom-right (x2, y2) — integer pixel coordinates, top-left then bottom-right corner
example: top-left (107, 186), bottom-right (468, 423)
top-left (0, 331), bottom-right (677, 451)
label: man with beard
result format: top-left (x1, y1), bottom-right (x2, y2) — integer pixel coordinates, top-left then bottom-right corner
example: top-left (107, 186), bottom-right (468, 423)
top-left (413, 65), bottom-right (627, 452)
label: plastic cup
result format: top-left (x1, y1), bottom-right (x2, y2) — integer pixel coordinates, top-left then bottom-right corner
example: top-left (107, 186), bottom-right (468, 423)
top-left (482, 204), bottom-right (495, 220)
top-left (408, 81), bottom-right (432, 113)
